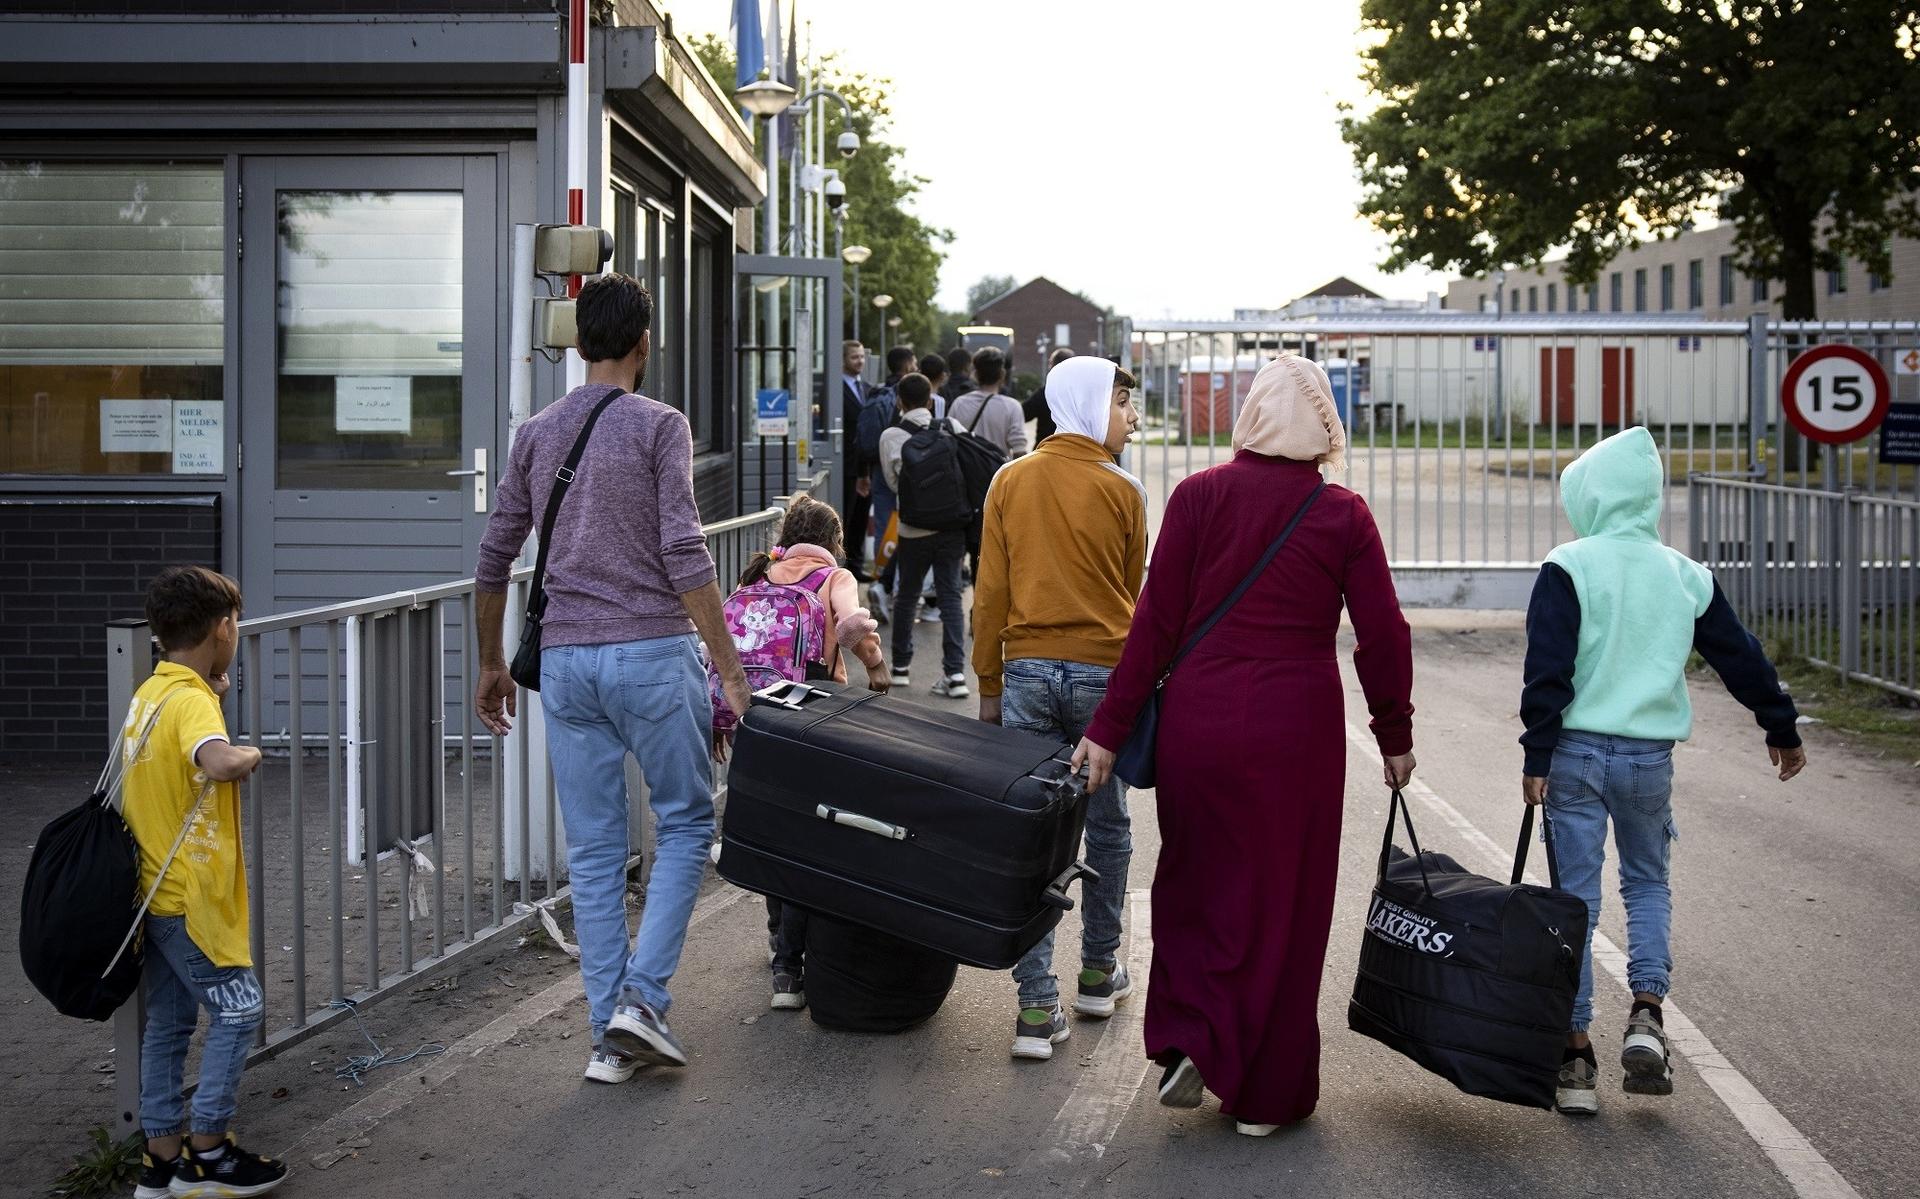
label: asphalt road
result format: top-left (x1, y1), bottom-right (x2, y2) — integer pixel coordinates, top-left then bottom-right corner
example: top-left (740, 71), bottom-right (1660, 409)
top-left (257, 616), bottom-right (1918, 1199)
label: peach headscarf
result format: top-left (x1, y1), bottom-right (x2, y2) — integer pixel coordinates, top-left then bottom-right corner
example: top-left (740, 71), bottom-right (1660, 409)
top-left (1231, 354), bottom-right (1346, 472)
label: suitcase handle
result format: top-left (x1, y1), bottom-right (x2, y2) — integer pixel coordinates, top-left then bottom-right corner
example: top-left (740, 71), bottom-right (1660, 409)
top-left (1040, 860), bottom-right (1099, 911)
top-left (754, 680), bottom-right (830, 711)
top-left (815, 803), bottom-right (909, 841)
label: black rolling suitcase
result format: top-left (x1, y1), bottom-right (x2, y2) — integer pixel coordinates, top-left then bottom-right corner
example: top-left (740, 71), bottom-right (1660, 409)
top-left (718, 680), bottom-right (1094, 970)
top-left (804, 915), bottom-right (959, 1033)
top-left (1347, 791), bottom-right (1589, 1109)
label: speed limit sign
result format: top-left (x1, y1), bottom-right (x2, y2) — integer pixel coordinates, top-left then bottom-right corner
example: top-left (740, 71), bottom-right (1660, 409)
top-left (1781, 344), bottom-right (1891, 445)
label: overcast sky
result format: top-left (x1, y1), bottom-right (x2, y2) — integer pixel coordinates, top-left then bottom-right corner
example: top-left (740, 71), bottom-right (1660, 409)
top-left (675, 0), bottom-right (1458, 318)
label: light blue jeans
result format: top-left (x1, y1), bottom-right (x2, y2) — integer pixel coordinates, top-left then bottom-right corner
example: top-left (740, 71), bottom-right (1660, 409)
top-left (1003, 658), bottom-right (1132, 1010)
top-left (541, 637), bottom-right (714, 1041)
top-left (1545, 730), bottom-right (1678, 1033)
top-left (139, 915), bottom-right (262, 1138)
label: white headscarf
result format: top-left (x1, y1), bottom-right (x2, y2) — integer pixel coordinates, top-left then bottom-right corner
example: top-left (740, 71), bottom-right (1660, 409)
top-left (1231, 354), bottom-right (1347, 472)
top-left (1045, 356), bottom-right (1118, 444)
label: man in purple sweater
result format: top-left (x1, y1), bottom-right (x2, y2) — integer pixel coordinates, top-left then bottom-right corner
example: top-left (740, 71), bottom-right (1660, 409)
top-left (474, 274), bottom-right (751, 1086)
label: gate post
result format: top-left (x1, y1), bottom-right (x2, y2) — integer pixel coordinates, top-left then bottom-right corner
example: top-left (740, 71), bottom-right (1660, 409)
top-left (1838, 492), bottom-right (1863, 678)
top-left (1746, 313), bottom-right (1768, 477)
top-left (106, 619), bottom-right (154, 1135)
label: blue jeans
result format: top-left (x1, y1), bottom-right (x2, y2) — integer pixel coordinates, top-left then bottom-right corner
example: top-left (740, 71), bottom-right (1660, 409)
top-left (541, 637), bottom-right (714, 1040)
top-left (1546, 730), bottom-right (1678, 1033)
top-left (139, 915), bottom-right (262, 1138)
top-left (1003, 658), bottom-right (1132, 1010)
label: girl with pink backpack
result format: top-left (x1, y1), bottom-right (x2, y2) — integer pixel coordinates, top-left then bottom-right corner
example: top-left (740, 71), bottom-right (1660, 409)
top-left (708, 496), bottom-right (889, 1009)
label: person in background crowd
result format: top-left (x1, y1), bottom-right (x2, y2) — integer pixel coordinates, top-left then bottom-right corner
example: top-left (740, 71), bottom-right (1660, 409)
top-left (879, 372), bottom-right (970, 697)
top-left (882, 345), bottom-right (916, 390)
top-left (919, 353), bottom-right (951, 421)
top-left (1077, 354), bottom-right (1416, 1137)
top-left (943, 346), bottom-right (975, 403)
top-left (1518, 425), bottom-right (1807, 1118)
top-left (973, 357), bottom-right (1145, 1062)
top-left (841, 340), bottom-right (876, 581)
top-left (1022, 346), bottom-right (1077, 446)
top-left (475, 273), bottom-right (752, 1087)
top-left (863, 346), bottom-right (920, 608)
top-left (950, 347), bottom-right (1030, 582)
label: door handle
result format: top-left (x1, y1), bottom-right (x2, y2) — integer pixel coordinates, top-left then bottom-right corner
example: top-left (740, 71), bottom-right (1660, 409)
top-left (446, 448), bottom-right (487, 513)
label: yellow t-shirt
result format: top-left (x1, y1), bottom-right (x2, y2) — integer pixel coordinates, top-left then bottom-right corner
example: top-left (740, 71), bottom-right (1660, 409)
top-left (120, 662), bottom-right (251, 969)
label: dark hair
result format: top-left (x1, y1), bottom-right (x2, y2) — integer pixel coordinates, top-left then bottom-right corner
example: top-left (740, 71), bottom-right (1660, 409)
top-left (973, 346), bottom-right (1007, 388)
top-left (895, 372), bottom-right (933, 411)
top-left (146, 565), bottom-right (243, 653)
top-left (738, 496), bottom-right (845, 587)
top-left (1048, 347), bottom-right (1076, 368)
top-left (574, 273), bottom-right (653, 362)
top-left (1113, 365), bottom-right (1139, 390)
top-left (886, 346), bottom-right (917, 375)
top-left (918, 353), bottom-right (948, 381)
top-left (945, 347), bottom-right (972, 376)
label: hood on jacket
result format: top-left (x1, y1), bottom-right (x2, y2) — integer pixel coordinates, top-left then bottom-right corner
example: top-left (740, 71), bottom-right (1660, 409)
top-left (1559, 425), bottom-right (1665, 539)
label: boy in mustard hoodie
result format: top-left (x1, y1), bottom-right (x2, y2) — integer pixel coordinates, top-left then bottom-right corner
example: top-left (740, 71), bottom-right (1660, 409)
top-left (1520, 426), bottom-right (1807, 1117)
top-left (974, 356), bottom-right (1145, 1062)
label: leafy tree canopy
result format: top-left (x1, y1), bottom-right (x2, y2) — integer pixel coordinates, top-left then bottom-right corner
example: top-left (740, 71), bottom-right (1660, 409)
top-left (690, 34), bottom-right (952, 349)
top-left (966, 274), bottom-right (1019, 314)
top-left (1340, 2), bottom-right (1920, 318)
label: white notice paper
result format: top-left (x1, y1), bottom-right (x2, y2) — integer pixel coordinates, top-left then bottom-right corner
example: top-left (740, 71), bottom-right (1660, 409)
top-left (100, 399), bottom-right (173, 454)
top-left (172, 401), bottom-right (224, 473)
top-left (335, 376), bottom-right (413, 433)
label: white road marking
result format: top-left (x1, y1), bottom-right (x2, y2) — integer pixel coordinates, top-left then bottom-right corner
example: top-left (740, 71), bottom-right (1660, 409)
top-left (1025, 890), bottom-right (1154, 1173)
top-left (283, 884), bottom-right (752, 1166)
top-left (1346, 723), bottom-right (1862, 1199)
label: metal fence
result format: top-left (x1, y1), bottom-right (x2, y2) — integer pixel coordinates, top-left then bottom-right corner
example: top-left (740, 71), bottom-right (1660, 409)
top-left (1119, 316), bottom-right (1920, 612)
top-left (104, 503), bottom-right (787, 1133)
top-left (1691, 476), bottom-right (1920, 699)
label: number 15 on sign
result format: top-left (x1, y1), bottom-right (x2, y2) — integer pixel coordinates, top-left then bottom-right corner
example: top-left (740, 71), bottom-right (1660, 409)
top-left (1781, 344), bottom-right (1891, 445)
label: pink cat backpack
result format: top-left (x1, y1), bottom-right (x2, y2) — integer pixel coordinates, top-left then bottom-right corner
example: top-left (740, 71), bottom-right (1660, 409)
top-left (709, 566), bottom-right (833, 733)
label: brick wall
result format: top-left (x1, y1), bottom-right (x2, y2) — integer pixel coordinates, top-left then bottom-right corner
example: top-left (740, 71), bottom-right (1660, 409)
top-left (974, 279), bottom-right (1108, 376)
top-left (0, 496), bottom-right (219, 765)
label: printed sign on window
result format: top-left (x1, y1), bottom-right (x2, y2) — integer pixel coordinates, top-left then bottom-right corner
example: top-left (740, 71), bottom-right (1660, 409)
top-left (99, 399), bottom-right (173, 454)
top-left (335, 376), bottom-right (413, 433)
top-left (172, 401), bottom-right (224, 474)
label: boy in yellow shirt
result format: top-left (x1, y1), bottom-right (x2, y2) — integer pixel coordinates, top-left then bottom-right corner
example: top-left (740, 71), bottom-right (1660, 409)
top-left (123, 566), bottom-right (287, 1198)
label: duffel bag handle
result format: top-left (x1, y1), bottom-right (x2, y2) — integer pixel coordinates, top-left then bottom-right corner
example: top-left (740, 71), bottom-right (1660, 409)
top-left (1510, 805), bottom-right (1565, 890)
top-left (1376, 788), bottom-right (1434, 896)
top-left (753, 680), bottom-right (829, 711)
top-left (1040, 860), bottom-right (1100, 912)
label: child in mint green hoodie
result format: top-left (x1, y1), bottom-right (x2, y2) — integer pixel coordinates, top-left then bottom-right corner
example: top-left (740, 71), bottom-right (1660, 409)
top-left (1519, 426), bottom-right (1807, 1118)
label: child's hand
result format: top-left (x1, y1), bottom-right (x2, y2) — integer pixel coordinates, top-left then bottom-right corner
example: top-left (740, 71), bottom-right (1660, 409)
top-left (209, 672), bottom-right (232, 698)
top-left (1522, 775), bottom-right (1548, 806)
top-left (866, 664), bottom-right (892, 694)
top-left (1770, 744), bottom-right (1807, 782)
top-left (237, 745), bottom-right (263, 778)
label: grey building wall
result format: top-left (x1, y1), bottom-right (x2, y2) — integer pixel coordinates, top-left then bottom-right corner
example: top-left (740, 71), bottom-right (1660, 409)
top-left (1445, 224), bottom-right (1920, 320)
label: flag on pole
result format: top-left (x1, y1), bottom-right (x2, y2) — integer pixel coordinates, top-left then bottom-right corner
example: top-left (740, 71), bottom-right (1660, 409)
top-left (777, 1), bottom-right (799, 161)
top-left (729, 0), bottom-right (763, 97)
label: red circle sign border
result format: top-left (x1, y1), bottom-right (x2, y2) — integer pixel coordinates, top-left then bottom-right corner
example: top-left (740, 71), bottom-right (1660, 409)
top-left (1780, 344), bottom-right (1892, 445)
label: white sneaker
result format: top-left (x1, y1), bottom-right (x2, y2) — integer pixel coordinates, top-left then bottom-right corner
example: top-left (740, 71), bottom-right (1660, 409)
top-left (1235, 1121), bottom-right (1280, 1137)
top-left (918, 600), bottom-right (942, 623)
top-left (584, 1046), bottom-right (639, 1084)
top-left (933, 674), bottom-right (969, 699)
top-left (889, 666), bottom-right (912, 688)
top-left (869, 582), bottom-right (891, 623)
top-left (1011, 1005), bottom-right (1070, 1060)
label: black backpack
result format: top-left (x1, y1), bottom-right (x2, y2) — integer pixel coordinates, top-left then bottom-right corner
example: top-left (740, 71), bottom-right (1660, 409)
top-left (895, 417), bottom-right (973, 532)
top-left (854, 384), bottom-right (898, 467)
top-left (20, 693), bottom-right (209, 1021)
top-left (948, 397), bottom-right (1008, 515)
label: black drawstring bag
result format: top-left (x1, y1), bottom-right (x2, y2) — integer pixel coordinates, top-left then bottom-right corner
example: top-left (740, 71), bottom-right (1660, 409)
top-left (1347, 791), bottom-right (1589, 1109)
top-left (20, 695), bottom-right (207, 1021)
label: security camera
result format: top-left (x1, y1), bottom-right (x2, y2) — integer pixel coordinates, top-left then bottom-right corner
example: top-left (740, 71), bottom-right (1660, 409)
top-left (836, 129), bottom-right (859, 159)
top-left (824, 176), bottom-right (846, 210)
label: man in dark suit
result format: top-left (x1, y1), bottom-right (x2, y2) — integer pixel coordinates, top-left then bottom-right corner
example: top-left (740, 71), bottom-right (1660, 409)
top-left (841, 339), bottom-right (875, 579)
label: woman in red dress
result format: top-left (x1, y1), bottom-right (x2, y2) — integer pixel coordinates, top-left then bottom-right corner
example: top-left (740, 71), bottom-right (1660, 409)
top-left (1077, 354), bottom-right (1416, 1136)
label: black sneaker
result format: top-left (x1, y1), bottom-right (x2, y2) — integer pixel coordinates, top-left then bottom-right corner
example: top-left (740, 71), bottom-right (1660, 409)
top-left (1556, 1052), bottom-right (1600, 1116)
top-left (770, 971), bottom-right (806, 1011)
top-left (1010, 1004), bottom-right (1070, 1060)
top-left (604, 995), bottom-right (689, 1067)
top-left (170, 1135), bottom-right (288, 1197)
top-left (1073, 963), bottom-right (1134, 1018)
top-left (134, 1149), bottom-right (178, 1199)
top-left (1157, 1054), bottom-right (1206, 1108)
top-left (1622, 1005), bottom-right (1673, 1095)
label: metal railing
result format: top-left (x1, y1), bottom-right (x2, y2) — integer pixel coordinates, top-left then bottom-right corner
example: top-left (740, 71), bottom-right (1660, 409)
top-left (105, 503), bottom-right (787, 1133)
top-left (1118, 316), bottom-right (1920, 608)
top-left (1691, 476), bottom-right (1919, 699)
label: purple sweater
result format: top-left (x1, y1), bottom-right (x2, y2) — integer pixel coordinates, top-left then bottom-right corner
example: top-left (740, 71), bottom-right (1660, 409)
top-left (476, 384), bottom-right (716, 647)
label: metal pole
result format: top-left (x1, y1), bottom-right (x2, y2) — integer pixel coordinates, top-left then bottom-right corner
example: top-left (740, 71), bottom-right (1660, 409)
top-left (565, 0), bottom-right (589, 390)
top-left (106, 619), bottom-right (154, 1135)
top-left (851, 266), bottom-right (860, 343)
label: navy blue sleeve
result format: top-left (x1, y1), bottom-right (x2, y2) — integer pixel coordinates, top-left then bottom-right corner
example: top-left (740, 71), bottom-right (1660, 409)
top-left (1693, 580), bottom-right (1802, 749)
top-left (1520, 563), bottom-right (1580, 777)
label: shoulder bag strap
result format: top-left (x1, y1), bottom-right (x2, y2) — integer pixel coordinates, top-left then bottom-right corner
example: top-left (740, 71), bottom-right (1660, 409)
top-left (98, 690), bottom-right (181, 808)
top-left (525, 388), bottom-right (625, 619)
top-left (1156, 479), bottom-right (1326, 687)
top-left (103, 774), bottom-right (216, 979)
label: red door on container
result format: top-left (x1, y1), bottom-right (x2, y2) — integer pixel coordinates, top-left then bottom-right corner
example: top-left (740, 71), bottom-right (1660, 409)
top-left (1539, 347), bottom-right (1575, 425)
top-left (1600, 346), bottom-right (1635, 426)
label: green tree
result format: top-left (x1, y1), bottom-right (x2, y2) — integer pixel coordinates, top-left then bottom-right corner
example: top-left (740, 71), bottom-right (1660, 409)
top-left (1340, 2), bottom-right (1920, 319)
top-left (689, 35), bottom-right (952, 348)
top-left (966, 274), bottom-right (1019, 314)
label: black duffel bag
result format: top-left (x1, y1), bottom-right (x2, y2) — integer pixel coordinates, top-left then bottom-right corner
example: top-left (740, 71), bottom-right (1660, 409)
top-left (803, 914), bottom-right (958, 1034)
top-left (1347, 790), bottom-right (1588, 1109)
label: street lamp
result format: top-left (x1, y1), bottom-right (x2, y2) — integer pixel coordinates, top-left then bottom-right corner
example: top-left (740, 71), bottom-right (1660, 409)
top-left (843, 244), bottom-right (871, 340)
top-left (872, 292), bottom-right (893, 357)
